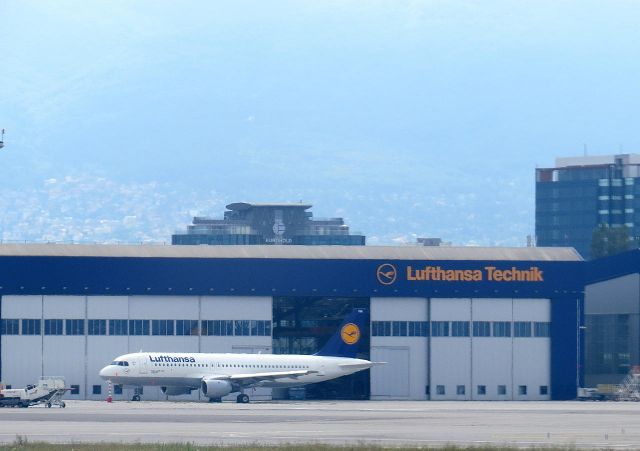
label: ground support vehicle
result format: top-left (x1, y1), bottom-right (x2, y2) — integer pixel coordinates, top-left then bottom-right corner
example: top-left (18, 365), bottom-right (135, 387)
top-left (0, 377), bottom-right (68, 408)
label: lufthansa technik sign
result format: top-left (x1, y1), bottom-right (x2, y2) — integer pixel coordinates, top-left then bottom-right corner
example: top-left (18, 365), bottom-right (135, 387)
top-left (376, 263), bottom-right (544, 285)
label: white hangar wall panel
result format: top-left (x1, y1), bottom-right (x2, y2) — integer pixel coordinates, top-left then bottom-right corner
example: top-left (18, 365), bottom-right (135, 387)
top-left (471, 298), bottom-right (513, 400)
top-left (1, 295), bottom-right (273, 401)
top-left (370, 297), bottom-right (428, 400)
top-left (87, 296), bottom-right (128, 401)
top-left (42, 296), bottom-right (86, 397)
top-left (430, 299), bottom-right (472, 400)
top-left (369, 296), bottom-right (552, 401)
top-left (513, 299), bottom-right (550, 400)
top-left (2, 296), bottom-right (44, 392)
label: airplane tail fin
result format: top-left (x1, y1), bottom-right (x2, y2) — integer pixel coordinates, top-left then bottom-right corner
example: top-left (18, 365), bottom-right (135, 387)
top-left (314, 308), bottom-right (368, 358)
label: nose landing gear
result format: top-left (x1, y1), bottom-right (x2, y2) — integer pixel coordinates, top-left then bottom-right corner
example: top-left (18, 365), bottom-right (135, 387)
top-left (236, 393), bottom-right (250, 403)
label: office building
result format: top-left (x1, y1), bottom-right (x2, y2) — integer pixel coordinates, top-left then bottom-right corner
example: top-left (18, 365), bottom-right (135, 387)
top-left (536, 154), bottom-right (640, 259)
top-left (172, 202), bottom-right (365, 246)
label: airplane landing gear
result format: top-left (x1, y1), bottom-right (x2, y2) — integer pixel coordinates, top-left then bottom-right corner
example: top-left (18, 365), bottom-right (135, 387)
top-left (132, 387), bottom-right (143, 401)
top-left (236, 393), bottom-right (250, 404)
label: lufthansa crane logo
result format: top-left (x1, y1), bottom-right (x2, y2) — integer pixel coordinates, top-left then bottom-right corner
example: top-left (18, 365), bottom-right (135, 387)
top-left (376, 263), bottom-right (397, 285)
top-left (341, 323), bottom-right (360, 345)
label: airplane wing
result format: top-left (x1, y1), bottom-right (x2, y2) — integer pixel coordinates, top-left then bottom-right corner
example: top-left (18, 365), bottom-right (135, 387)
top-left (210, 370), bottom-right (315, 387)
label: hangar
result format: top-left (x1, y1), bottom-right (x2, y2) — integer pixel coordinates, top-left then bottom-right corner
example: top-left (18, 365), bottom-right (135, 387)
top-left (584, 249), bottom-right (640, 387)
top-left (0, 244), bottom-right (583, 401)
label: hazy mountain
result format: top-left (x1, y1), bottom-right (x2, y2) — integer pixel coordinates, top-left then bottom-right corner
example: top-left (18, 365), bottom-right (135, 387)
top-left (1, 1), bottom-right (638, 246)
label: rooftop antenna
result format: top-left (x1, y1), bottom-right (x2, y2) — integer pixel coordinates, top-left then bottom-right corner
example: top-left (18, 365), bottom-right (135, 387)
top-left (0, 129), bottom-right (4, 149)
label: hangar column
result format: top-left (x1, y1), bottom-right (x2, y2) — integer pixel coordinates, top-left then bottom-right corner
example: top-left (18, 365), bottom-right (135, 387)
top-left (550, 296), bottom-right (582, 399)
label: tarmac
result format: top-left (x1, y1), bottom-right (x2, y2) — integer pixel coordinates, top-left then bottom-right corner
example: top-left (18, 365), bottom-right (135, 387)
top-left (1, 400), bottom-right (640, 448)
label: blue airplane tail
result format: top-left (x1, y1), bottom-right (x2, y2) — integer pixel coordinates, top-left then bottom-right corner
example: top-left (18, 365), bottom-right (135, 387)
top-left (314, 308), bottom-right (368, 358)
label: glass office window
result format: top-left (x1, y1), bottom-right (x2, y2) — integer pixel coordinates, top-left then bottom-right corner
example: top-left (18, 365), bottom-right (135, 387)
top-left (65, 319), bottom-right (84, 335)
top-left (45, 319), bottom-right (63, 335)
top-left (372, 321), bottom-right (391, 337)
top-left (431, 321), bottom-right (449, 337)
top-left (88, 319), bottom-right (106, 335)
top-left (451, 321), bottom-right (470, 337)
top-left (234, 320), bottom-right (250, 336)
top-left (408, 321), bottom-right (429, 337)
top-left (152, 320), bottom-right (174, 336)
top-left (176, 320), bottom-right (199, 336)
top-left (0, 319), bottom-right (19, 335)
top-left (492, 321), bottom-right (511, 337)
top-left (129, 320), bottom-right (150, 336)
top-left (249, 320), bottom-right (271, 336)
top-left (514, 321), bottom-right (532, 337)
top-left (534, 322), bottom-right (551, 337)
top-left (473, 321), bottom-right (490, 337)
top-left (22, 319), bottom-right (41, 335)
top-left (392, 321), bottom-right (407, 336)
top-left (202, 320), bottom-right (233, 336)
top-left (109, 319), bottom-right (128, 335)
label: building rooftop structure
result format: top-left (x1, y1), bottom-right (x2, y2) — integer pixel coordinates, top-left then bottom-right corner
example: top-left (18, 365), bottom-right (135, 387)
top-left (172, 202), bottom-right (365, 246)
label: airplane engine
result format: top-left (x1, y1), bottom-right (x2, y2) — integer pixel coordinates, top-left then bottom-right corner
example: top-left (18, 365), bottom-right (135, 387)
top-left (201, 379), bottom-right (233, 398)
top-left (160, 386), bottom-right (194, 396)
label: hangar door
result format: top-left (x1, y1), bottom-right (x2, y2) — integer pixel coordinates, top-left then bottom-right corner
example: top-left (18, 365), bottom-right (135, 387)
top-left (370, 347), bottom-right (410, 398)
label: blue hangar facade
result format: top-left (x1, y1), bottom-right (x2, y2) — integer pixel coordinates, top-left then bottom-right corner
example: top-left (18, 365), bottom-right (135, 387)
top-left (0, 244), bottom-right (583, 401)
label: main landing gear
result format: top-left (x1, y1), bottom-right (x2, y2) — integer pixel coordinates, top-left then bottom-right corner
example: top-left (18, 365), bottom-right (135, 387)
top-left (131, 387), bottom-right (143, 401)
top-left (236, 393), bottom-right (250, 404)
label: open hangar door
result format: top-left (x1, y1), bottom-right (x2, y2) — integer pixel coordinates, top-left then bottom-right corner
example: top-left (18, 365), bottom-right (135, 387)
top-left (272, 296), bottom-right (370, 400)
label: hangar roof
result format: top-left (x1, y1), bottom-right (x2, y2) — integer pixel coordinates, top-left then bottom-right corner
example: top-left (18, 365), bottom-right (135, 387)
top-left (586, 248), bottom-right (640, 284)
top-left (0, 243), bottom-right (582, 261)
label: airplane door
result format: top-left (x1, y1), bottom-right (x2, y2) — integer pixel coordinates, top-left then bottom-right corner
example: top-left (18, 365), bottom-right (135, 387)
top-left (139, 356), bottom-right (149, 374)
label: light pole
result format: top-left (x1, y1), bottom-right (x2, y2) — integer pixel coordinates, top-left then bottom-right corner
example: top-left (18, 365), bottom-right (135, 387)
top-left (0, 129), bottom-right (4, 149)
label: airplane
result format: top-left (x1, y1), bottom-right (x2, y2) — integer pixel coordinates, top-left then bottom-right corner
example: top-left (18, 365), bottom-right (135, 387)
top-left (99, 308), bottom-right (381, 403)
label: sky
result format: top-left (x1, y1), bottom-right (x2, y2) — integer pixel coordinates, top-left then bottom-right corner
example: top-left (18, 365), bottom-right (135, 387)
top-left (1, 0), bottom-right (639, 245)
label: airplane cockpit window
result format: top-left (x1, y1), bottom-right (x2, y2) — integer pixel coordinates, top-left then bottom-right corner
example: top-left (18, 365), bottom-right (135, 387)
top-left (111, 361), bottom-right (130, 366)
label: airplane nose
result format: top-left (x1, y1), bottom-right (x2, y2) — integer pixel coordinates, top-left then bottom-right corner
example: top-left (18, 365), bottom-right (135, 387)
top-left (99, 366), bottom-right (111, 379)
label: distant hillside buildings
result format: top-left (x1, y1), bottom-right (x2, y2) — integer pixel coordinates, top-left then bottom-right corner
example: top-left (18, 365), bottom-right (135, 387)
top-left (172, 202), bottom-right (365, 246)
top-left (536, 154), bottom-right (640, 259)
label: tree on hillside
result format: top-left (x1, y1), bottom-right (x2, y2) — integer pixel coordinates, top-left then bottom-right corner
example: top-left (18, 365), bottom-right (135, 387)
top-left (590, 224), bottom-right (633, 259)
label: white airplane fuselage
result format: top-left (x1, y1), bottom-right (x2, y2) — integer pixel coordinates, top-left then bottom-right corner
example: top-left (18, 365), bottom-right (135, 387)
top-left (99, 351), bottom-right (373, 390)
